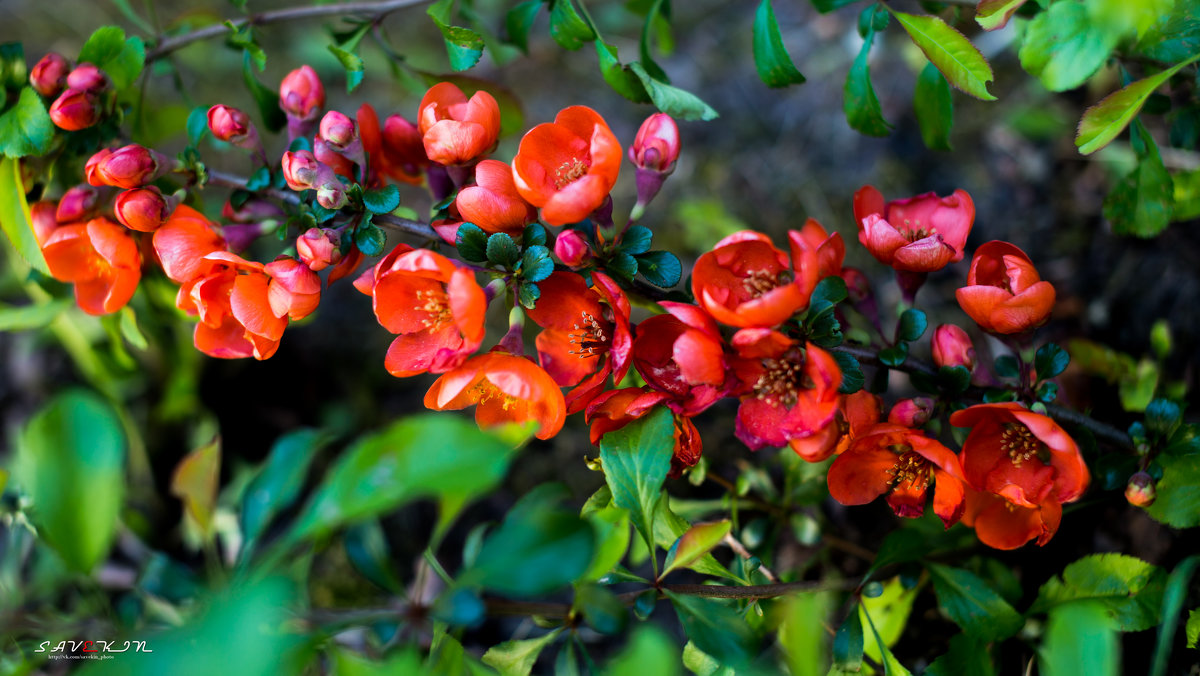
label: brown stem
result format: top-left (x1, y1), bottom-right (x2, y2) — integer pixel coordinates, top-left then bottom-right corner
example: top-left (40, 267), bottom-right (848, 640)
top-left (205, 168), bottom-right (298, 204)
top-left (371, 213), bottom-right (439, 240)
top-left (145, 0), bottom-right (432, 62)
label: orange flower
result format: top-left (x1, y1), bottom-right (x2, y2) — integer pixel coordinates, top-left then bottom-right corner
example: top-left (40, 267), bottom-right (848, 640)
top-left (729, 329), bottom-right (841, 450)
top-left (354, 245), bottom-right (486, 377)
top-left (417, 82), bottom-right (500, 166)
top-left (788, 390), bottom-right (881, 462)
top-left (153, 204), bottom-right (227, 283)
top-left (827, 423), bottom-right (966, 527)
top-left (956, 241), bottom-right (1056, 335)
top-left (512, 106), bottom-right (621, 226)
top-left (961, 488), bottom-right (1062, 550)
top-left (42, 218), bottom-right (141, 315)
top-left (585, 388), bottom-right (702, 477)
top-left (455, 159), bottom-right (537, 236)
top-left (788, 218), bottom-right (845, 280)
top-left (631, 302), bottom-right (728, 416)
top-left (692, 230), bottom-right (819, 329)
top-left (853, 185), bottom-right (974, 272)
top-left (424, 351), bottom-right (566, 440)
top-left (525, 271), bottom-right (632, 414)
top-left (358, 103), bottom-right (426, 185)
top-left (177, 252), bottom-right (287, 360)
top-left (264, 256), bottom-right (321, 320)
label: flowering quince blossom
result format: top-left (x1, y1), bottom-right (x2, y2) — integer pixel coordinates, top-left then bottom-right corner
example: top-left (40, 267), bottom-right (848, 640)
top-left (524, 271), bottom-right (632, 414)
top-left (827, 423), bottom-right (967, 527)
top-left (788, 390), bottom-right (881, 462)
top-left (788, 218), bottom-right (846, 281)
top-left (853, 185), bottom-right (974, 272)
top-left (357, 103), bottom-right (426, 186)
top-left (692, 230), bottom-right (819, 329)
top-left (152, 205), bottom-right (227, 283)
top-left (950, 403), bottom-right (1089, 549)
top-left (177, 251), bottom-right (288, 360)
top-left (455, 159), bottom-right (538, 237)
top-left (586, 388), bottom-right (702, 476)
top-left (41, 217), bottom-right (141, 316)
top-left (424, 350), bottom-right (566, 440)
top-left (512, 105), bottom-right (622, 226)
top-left (354, 245), bottom-right (486, 378)
top-left (728, 329), bottom-right (841, 451)
top-left (956, 241), bottom-right (1056, 335)
top-left (417, 82), bottom-right (501, 166)
top-left (631, 301), bottom-right (728, 416)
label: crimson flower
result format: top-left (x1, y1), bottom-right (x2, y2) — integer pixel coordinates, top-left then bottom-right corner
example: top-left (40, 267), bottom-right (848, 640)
top-left (631, 302), bottom-right (728, 416)
top-left (853, 185), bottom-right (974, 272)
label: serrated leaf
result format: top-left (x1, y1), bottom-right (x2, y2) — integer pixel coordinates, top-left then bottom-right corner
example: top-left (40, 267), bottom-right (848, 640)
top-left (1035, 342), bottom-right (1070, 380)
top-left (661, 520), bottom-right (731, 579)
top-left (927, 563), bottom-right (1023, 641)
top-left (619, 225), bottom-right (653, 255)
top-left (607, 250), bottom-right (639, 280)
top-left (915, 62), bottom-right (954, 150)
top-left (892, 11), bottom-right (995, 101)
top-left (523, 222), bottom-right (547, 247)
top-left (1030, 553), bottom-right (1166, 631)
top-left (596, 42), bottom-right (651, 103)
top-left (483, 629), bottom-right (562, 676)
top-left (1076, 55), bottom-right (1200, 155)
top-left (355, 222), bottom-right (386, 256)
top-left (1144, 448), bottom-right (1200, 528)
top-left (629, 61), bottom-right (719, 121)
top-left (753, 0), bottom-right (806, 88)
top-left (505, 0), bottom-right (543, 53)
top-left (844, 31), bottom-right (892, 137)
top-left (637, 250), bottom-right (681, 288)
top-left (487, 231), bottom-right (520, 267)
top-left (0, 158), bottom-right (49, 275)
top-left (600, 407), bottom-right (674, 553)
top-left (976, 0), bottom-right (1029, 30)
top-left (518, 281), bottom-right (541, 309)
top-left (427, 0), bottom-right (485, 72)
top-left (897, 308), bottom-right (928, 342)
top-left (521, 245), bottom-right (554, 282)
top-left (362, 184), bottom-right (400, 214)
top-left (456, 222), bottom-right (489, 262)
top-left (327, 44), bottom-right (365, 92)
top-left (0, 87), bottom-right (55, 159)
top-left (879, 343), bottom-right (908, 367)
top-left (1103, 128), bottom-right (1174, 238)
top-left (550, 0), bottom-right (596, 50)
top-left (1019, 2), bottom-right (1116, 92)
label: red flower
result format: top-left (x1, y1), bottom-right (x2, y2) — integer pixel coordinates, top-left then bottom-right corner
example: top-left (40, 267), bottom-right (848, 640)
top-left (208, 105), bottom-right (258, 148)
top-left (264, 256), bottom-right (321, 321)
top-left (31, 201), bottom-right (59, 245)
top-left (631, 302), bottom-right (728, 416)
top-left (729, 330), bottom-right (841, 450)
top-left (178, 252), bottom-right (287, 360)
top-left (525, 271), bottom-right (632, 414)
top-left (424, 351), bottom-right (566, 440)
top-left (956, 241), bottom-right (1056, 335)
top-left (42, 218), bottom-right (141, 315)
top-left (93, 144), bottom-right (172, 189)
top-left (49, 89), bottom-right (100, 131)
top-left (455, 159), bottom-right (537, 236)
top-left (512, 106), bottom-right (621, 226)
top-left (354, 245), bottom-right (486, 377)
top-left (788, 390), bottom-right (881, 462)
top-left (961, 488), bottom-right (1062, 550)
top-left (692, 231), bottom-right (819, 329)
top-left (55, 184), bottom-right (100, 224)
top-left (417, 82), bottom-right (500, 166)
top-left (153, 205), bottom-right (227, 284)
top-left (853, 185), bottom-right (974, 272)
top-left (827, 423), bottom-right (966, 527)
top-left (30, 52), bottom-right (70, 97)
top-left (67, 64), bottom-right (108, 92)
top-left (114, 186), bottom-right (174, 233)
top-left (788, 218), bottom-right (845, 280)
top-left (586, 388), bottom-right (702, 477)
top-left (279, 65), bottom-right (325, 121)
top-left (296, 227), bottom-right (342, 271)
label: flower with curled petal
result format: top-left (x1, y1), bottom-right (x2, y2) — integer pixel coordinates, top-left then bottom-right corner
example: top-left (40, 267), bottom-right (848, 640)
top-left (853, 185), bottom-right (974, 272)
top-left (424, 351), bottom-right (566, 440)
top-left (691, 230), bottom-right (820, 329)
top-left (631, 302), bottom-right (728, 416)
top-left (42, 217), bottom-right (141, 316)
top-left (176, 252), bottom-right (286, 360)
top-left (455, 159), bottom-right (538, 237)
top-left (955, 241), bottom-right (1056, 335)
top-left (417, 82), bottom-right (500, 167)
top-left (512, 106), bottom-right (621, 226)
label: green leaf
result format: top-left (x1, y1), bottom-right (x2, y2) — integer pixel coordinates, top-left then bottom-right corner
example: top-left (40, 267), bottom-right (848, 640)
top-left (811, 0), bottom-right (859, 13)
top-left (362, 184), bottom-right (400, 214)
top-left (187, 105), bottom-right (210, 146)
top-left (1076, 56), bottom-right (1200, 155)
top-left (78, 26), bottom-right (126, 68)
top-left (518, 281), bottom-right (541, 309)
top-left (925, 634), bottom-right (996, 676)
top-left (833, 350), bottom-right (865, 394)
top-left (575, 583), bottom-right (629, 634)
top-left (457, 223), bottom-right (489, 262)
top-left (661, 520), bottom-right (731, 579)
top-left (582, 504), bottom-right (631, 581)
top-left (487, 231), bottom-right (521, 267)
top-left (1144, 446), bottom-right (1200, 527)
top-left (897, 308), bottom-right (928, 343)
top-left (938, 365), bottom-right (971, 395)
top-left (0, 87), bottom-right (55, 159)
top-left (1039, 601), bottom-right (1119, 676)
top-left (0, 42), bottom-right (26, 92)
top-left (483, 629), bottom-right (562, 676)
top-left (343, 519), bottom-right (403, 592)
top-left (811, 275), bottom-right (848, 306)
top-left (832, 605), bottom-right (865, 671)
top-left (1134, 0), bottom-right (1200, 63)
top-left (629, 61), bottom-right (719, 121)
top-left (619, 225), bottom-right (653, 255)
top-left (327, 44), bottom-right (365, 92)
top-left (652, 499), bottom-right (740, 581)
top-left (520, 244), bottom-right (554, 283)
top-left (1019, 2), bottom-right (1116, 92)
top-left (915, 62), bottom-right (954, 151)
top-left (604, 627), bottom-right (681, 676)
top-left (927, 563), bottom-right (1023, 641)
top-left (241, 429), bottom-right (326, 548)
top-left (505, 0), bottom-right (543, 53)
top-left (355, 222), bottom-right (386, 256)
top-left (0, 299), bottom-right (71, 332)
top-left (523, 222), bottom-right (547, 247)
top-left (1187, 608), bottom-right (1199, 649)
top-left (1035, 343), bottom-right (1070, 380)
top-left (879, 343), bottom-right (908, 367)
top-left (891, 11), bottom-right (995, 100)
top-left (105, 36), bottom-right (145, 90)
top-left (170, 437), bottom-right (221, 535)
top-left (753, 0), bottom-right (806, 88)
top-left (976, 0), bottom-right (1029, 31)
top-left (1150, 555), bottom-right (1199, 676)
top-left (1119, 357), bottom-right (1159, 411)
top-left (779, 592), bottom-right (834, 676)
top-left (596, 42), bottom-right (651, 103)
top-left (607, 250), bottom-right (639, 280)
top-left (844, 31), bottom-right (892, 137)
top-left (242, 52), bottom-right (286, 133)
top-left (17, 390), bottom-right (125, 572)
top-left (290, 414), bottom-right (513, 540)
top-left (994, 354), bottom-right (1019, 378)
top-left (600, 407), bottom-right (675, 552)
top-left (637, 250), bottom-right (682, 288)
top-left (666, 592), bottom-right (759, 669)
top-left (1030, 553), bottom-right (1166, 631)
top-left (549, 0), bottom-right (596, 50)
top-left (1103, 128), bottom-right (1174, 238)
top-left (637, 0), bottom-right (670, 83)
top-left (427, 1), bottom-right (486, 71)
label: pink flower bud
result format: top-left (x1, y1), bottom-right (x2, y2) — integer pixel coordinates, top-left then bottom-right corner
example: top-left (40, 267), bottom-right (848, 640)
top-left (630, 113), bottom-right (680, 172)
top-left (85, 149), bottom-right (113, 187)
top-left (554, 229), bottom-right (591, 267)
top-left (95, 144), bottom-right (172, 189)
top-left (66, 63), bottom-right (109, 92)
top-left (207, 104), bottom-right (258, 147)
top-left (281, 150), bottom-right (328, 191)
top-left (223, 198), bottom-right (284, 223)
top-left (279, 65), bottom-right (325, 121)
top-left (932, 324), bottom-right (977, 371)
top-left (1125, 471), bottom-right (1156, 507)
top-left (296, 228), bottom-right (342, 271)
top-left (316, 182), bottom-right (348, 210)
top-left (319, 110), bottom-right (357, 149)
top-left (114, 186), bottom-right (175, 232)
top-left (30, 52), bottom-right (70, 97)
top-left (265, 256), bottom-right (322, 320)
top-left (48, 89), bottom-right (101, 131)
top-left (887, 397), bottom-right (935, 427)
top-left (31, 201), bottom-right (59, 245)
top-left (55, 185), bottom-right (101, 223)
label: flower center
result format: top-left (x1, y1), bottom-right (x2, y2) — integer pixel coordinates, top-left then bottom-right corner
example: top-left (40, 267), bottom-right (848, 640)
top-left (753, 354), bottom-right (808, 408)
top-left (885, 447), bottom-right (931, 490)
top-left (1001, 422), bottom-right (1044, 466)
top-left (416, 288), bottom-right (453, 329)
top-left (554, 158), bottom-right (590, 189)
top-left (567, 311), bottom-right (609, 356)
top-left (742, 269), bottom-right (790, 298)
top-left (900, 219), bottom-right (937, 242)
top-left (470, 380), bottom-right (519, 411)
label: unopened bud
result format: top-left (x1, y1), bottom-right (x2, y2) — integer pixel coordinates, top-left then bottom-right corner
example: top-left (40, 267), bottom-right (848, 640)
top-left (207, 104), bottom-right (259, 148)
top-left (888, 397), bottom-right (935, 428)
top-left (55, 184), bottom-right (101, 223)
top-left (316, 182), bottom-right (348, 211)
top-left (554, 229), bottom-right (591, 267)
top-left (48, 89), bottom-right (101, 131)
top-left (95, 144), bottom-right (172, 189)
top-left (84, 148), bottom-right (113, 186)
top-left (319, 110), bottom-right (357, 149)
top-left (280, 150), bottom-right (329, 191)
top-left (114, 186), bottom-right (176, 232)
top-left (30, 52), bottom-right (70, 97)
top-left (932, 324), bottom-right (977, 371)
top-left (630, 113), bottom-right (680, 173)
top-left (296, 228), bottom-right (342, 271)
top-left (265, 256), bottom-right (322, 320)
top-left (1125, 471), bottom-right (1156, 507)
top-left (279, 65), bottom-right (325, 121)
top-left (66, 63), bottom-right (109, 92)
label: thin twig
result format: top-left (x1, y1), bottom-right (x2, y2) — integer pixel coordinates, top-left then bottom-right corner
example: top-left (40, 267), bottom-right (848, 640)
top-left (145, 0), bottom-right (432, 62)
top-left (723, 532), bottom-right (778, 582)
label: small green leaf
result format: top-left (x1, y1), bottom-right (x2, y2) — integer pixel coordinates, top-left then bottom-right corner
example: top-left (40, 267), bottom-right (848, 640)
top-left (927, 563), bottom-right (1024, 642)
top-left (187, 105), bottom-right (210, 146)
top-left (521, 244), bottom-right (554, 282)
top-left (629, 61), bottom-right (719, 121)
top-left (487, 231), bottom-right (520, 267)
top-left (915, 62), bottom-right (954, 151)
top-left (1187, 607), bottom-right (1200, 649)
top-left (456, 222), bottom-right (489, 262)
top-left (78, 26), bottom-right (126, 68)
top-left (0, 87), bottom-right (56, 159)
top-left (523, 222), bottom-right (548, 247)
top-left (811, 275), bottom-right (849, 306)
top-left (582, 504), bottom-right (631, 581)
top-left (105, 36), bottom-right (145, 90)
top-left (833, 351), bottom-right (865, 394)
top-left (892, 11), bottom-right (995, 100)
top-left (619, 225), bottom-right (653, 255)
top-left (0, 157), bottom-right (49, 274)
top-left (362, 184), bottom-right (400, 214)
top-left (604, 627), bottom-right (681, 676)
top-left (549, 0), bottom-right (596, 50)
top-left (355, 222), bottom-right (386, 256)
top-left (938, 365), bottom-right (971, 395)
top-left (662, 520), bottom-right (731, 579)
top-left (505, 0), bottom-right (543, 53)
top-left (1145, 398), bottom-right (1182, 441)
top-left (897, 308), bottom-right (928, 343)
top-left (844, 31), bottom-right (892, 137)
top-left (170, 438), bottom-right (221, 536)
top-left (1103, 127), bottom-right (1174, 238)
top-left (879, 343), bottom-right (908, 367)
top-left (483, 629), bottom-right (562, 676)
top-left (1035, 343), bottom-right (1070, 380)
top-left (607, 250), bottom-right (639, 280)
top-left (925, 634), bottom-right (996, 676)
top-left (518, 281), bottom-right (541, 309)
top-left (1144, 447), bottom-right (1200, 528)
top-left (994, 355), bottom-right (1019, 378)
top-left (600, 407), bottom-right (675, 553)
top-left (636, 250), bottom-right (682, 288)
top-left (652, 500), bottom-right (740, 582)
top-left (1039, 601), bottom-right (1118, 676)
top-left (1019, 2), bottom-right (1117, 92)
top-left (1030, 553), bottom-right (1166, 631)
top-left (343, 519), bottom-right (402, 592)
top-left (1076, 55), bottom-right (1200, 155)
top-left (753, 0), bottom-right (806, 88)
top-left (832, 605), bottom-right (865, 671)
top-left (596, 42), bottom-right (651, 103)
top-left (327, 44), bottom-right (365, 92)
top-left (666, 592), bottom-right (759, 669)
top-left (976, 0), bottom-right (1029, 30)
top-left (241, 428), bottom-right (326, 548)
top-left (427, 0), bottom-right (485, 71)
